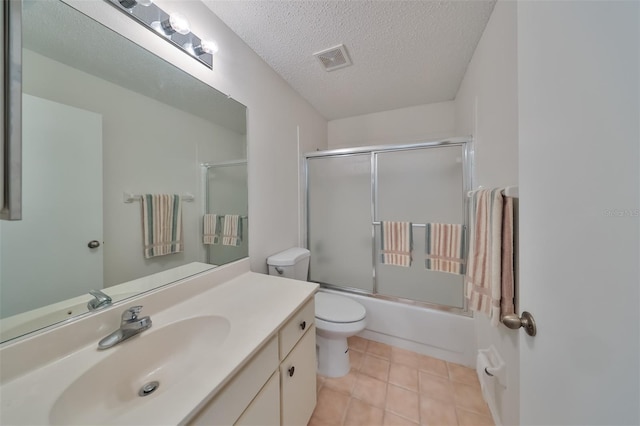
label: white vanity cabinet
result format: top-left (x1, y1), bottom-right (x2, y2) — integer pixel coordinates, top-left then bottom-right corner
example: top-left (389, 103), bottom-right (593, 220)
top-left (188, 298), bottom-right (316, 426)
top-left (280, 325), bottom-right (317, 426)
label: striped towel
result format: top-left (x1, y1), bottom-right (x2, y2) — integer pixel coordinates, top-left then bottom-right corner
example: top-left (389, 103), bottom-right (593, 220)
top-left (141, 194), bottom-right (183, 259)
top-left (203, 214), bottom-right (220, 245)
top-left (465, 188), bottom-right (515, 326)
top-left (425, 223), bottom-right (466, 275)
top-left (380, 221), bottom-right (413, 267)
top-left (222, 214), bottom-right (243, 246)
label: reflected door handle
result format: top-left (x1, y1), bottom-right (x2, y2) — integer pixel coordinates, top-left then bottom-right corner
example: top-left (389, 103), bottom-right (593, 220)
top-left (88, 240), bottom-right (101, 249)
top-left (502, 311), bottom-right (537, 336)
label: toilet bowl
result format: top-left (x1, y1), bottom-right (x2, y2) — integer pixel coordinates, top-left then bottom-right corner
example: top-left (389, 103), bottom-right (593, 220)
top-left (267, 248), bottom-right (367, 378)
top-left (314, 291), bottom-right (366, 377)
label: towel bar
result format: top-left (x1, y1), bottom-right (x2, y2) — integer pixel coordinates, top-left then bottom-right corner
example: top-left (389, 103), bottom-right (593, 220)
top-left (372, 222), bottom-right (426, 228)
top-left (123, 192), bottom-right (195, 203)
top-left (466, 186), bottom-right (519, 198)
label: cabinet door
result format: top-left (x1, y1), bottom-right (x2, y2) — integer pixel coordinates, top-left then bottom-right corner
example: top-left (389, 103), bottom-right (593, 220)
top-left (280, 326), bottom-right (317, 426)
top-left (188, 338), bottom-right (278, 425)
top-left (235, 371), bottom-right (280, 426)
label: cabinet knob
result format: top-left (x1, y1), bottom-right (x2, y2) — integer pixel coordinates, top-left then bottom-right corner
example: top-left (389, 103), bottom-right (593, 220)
top-left (288, 366), bottom-right (295, 377)
top-left (300, 320), bottom-right (306, 331)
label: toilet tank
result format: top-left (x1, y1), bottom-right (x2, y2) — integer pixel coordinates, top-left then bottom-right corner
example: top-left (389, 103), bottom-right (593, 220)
top-left (266, 248), bottom-right (310, 281)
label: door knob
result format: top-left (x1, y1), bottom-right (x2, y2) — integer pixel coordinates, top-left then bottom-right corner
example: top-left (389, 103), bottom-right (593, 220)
top-left (502, 311), bottom-right (537, 336)
top-left (88, 240), bottom-right (101, 249)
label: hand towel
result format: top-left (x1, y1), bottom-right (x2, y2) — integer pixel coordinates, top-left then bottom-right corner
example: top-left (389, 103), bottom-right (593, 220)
top-left (141, 194), bottom-right (183, 258)
top-left (425, 223), bottom-right (466, 275)
top-left (380, 221), bottom-right (412, 267)
top-left (465, 188), bottom-right (515, 326)
top-left (222, 214), bottom-right (243, 246)
top-left (203, 213), bottom-right (220, 245)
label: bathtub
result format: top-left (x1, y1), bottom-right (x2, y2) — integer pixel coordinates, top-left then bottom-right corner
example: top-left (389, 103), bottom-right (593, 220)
top-left (319, 288), bottom-right (476, 366)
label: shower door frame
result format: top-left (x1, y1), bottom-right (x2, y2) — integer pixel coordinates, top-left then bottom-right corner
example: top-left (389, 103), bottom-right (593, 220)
top-left (304, 137), bottom-right (474, 316)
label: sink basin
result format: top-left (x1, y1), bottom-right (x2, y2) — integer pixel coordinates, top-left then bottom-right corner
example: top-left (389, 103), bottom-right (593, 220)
top-left (49, 315), bottom-right (230, 425)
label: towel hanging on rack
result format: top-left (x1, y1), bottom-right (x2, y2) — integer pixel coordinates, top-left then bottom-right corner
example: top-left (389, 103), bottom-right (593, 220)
top-left (141, 194), bottom-right (183, 258)
top-left (465, 188), bottom-right (515, 326)
top-left (379, 221), bottom-right (413, 267)
top-left (425, 223), bottom-right (466, 275)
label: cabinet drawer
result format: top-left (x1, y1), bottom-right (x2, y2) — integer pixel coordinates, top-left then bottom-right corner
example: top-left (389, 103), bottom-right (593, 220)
top-left (279, 299), bottom-right (314, 360)
top-left (235, 371), bottom-right (280, 426)
top-left (280, 325), bottom-right (317, 426)
top-left (188, 337), bottom-right (278, 426)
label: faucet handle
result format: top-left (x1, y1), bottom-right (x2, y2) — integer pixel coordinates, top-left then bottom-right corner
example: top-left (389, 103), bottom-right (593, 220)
top-left (122, 306), bottom-right (143, 322)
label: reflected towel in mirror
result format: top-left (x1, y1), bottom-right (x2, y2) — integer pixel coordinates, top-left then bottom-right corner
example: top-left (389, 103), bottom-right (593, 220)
top-left (203, 214), bottom-right (220, 245)
top-left (222, 214), bottom-right (243, 246)
top-left (141, 194), bottom-right (183, 258)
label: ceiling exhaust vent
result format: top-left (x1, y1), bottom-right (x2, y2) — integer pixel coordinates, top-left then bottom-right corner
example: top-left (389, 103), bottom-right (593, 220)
top-left (313, 44), bottom-right (352, 72)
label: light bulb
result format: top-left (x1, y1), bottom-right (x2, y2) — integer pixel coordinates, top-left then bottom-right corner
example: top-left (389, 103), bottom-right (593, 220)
top-left (161, 13), bottom-right (190, 35)
top-left (195, 40), bottom-right (219, 56)
top-left (169, 13), bottom-right (190, 35)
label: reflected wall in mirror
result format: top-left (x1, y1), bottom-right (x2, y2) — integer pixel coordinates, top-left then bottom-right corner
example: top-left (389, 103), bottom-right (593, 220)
top-left (0, 0), bottom-right (248, 343)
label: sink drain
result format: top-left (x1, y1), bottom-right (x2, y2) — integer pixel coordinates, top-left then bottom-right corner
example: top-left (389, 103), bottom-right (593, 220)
top-left (138, 381), bottom-right (160, 397)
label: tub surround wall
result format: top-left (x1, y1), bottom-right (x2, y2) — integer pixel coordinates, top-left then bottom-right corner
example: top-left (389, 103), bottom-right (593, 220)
top-left (454, 1), bottom-right (519, 425)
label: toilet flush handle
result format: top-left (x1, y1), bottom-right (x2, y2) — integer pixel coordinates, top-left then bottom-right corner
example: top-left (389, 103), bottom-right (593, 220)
top-left (275, 266), bottom-right (284, 275)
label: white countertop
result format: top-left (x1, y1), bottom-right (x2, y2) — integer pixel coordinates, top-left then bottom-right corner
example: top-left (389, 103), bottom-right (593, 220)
top-left (0, 265), bottom-right (318, 425)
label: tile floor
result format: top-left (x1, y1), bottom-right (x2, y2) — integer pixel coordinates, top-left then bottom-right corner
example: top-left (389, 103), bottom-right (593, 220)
top-left (308, 336), bottom-right (494, 426)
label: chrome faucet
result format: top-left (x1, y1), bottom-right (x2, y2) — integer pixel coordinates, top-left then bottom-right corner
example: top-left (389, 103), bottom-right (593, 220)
top-left (97, 306), bottom-right (152, 350)
top-left (87, 289), bottom-right (112, 311)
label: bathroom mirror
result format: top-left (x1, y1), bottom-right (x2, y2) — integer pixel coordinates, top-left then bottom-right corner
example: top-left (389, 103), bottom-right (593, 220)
top-left (0, 0), bottom-right (248, 343)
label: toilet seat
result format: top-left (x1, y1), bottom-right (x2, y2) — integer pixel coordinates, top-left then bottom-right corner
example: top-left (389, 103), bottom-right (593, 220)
top-left (315, 292), bottom-right (366, 323)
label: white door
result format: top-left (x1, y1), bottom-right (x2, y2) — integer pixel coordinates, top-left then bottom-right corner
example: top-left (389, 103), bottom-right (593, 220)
top-left (518, 2), bottom-right (639, 425)
top-left (0, 95), bottom-right (103, 317)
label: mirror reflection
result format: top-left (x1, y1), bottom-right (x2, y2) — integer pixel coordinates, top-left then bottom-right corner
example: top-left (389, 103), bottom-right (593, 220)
top-left (0, 0), bottom-right (248, 343)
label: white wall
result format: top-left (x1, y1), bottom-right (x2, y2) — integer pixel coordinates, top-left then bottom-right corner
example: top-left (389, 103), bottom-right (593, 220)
top-left (328, 101), bottom-right (455, 148)
top-left (23, 50), bottom-right (245, 287)
top-left (63, 0), bottom-right (328, 274)
top-left (454, 1), bottom-right (519, 425)
top-left (518, 1), bottom-right (639, 424)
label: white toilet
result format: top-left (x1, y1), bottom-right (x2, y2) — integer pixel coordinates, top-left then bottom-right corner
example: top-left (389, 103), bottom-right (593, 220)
top-left (267, 248), bottom-right (367, 378)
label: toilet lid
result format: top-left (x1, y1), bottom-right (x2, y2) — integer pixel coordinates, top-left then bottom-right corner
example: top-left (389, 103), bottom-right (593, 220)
top-left (315, 292), bottom-right (366, 323)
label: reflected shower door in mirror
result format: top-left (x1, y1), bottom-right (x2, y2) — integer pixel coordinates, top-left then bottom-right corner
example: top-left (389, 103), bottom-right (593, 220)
top-left (0, 0), bottom-right (248, 343)
top-left (203, 161), bottom-right (249, 266)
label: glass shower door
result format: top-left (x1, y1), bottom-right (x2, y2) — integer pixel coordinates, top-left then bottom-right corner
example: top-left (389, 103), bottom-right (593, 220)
top-left (307, 154), bottom-right (374, 292)
top-left (375, 146), bottom-right (465, 308)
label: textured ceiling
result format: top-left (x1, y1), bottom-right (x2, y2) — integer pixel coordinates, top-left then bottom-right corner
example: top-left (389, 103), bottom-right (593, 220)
top-left (204, 0), bottom-right (496, 120)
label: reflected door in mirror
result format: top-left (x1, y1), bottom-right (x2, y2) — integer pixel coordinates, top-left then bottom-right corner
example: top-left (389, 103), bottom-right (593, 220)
top-left (0, 95), bottom-right (103, 317)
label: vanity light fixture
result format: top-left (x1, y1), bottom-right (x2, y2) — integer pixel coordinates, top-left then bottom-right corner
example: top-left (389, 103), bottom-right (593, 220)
top-left (105, 0), bottom-right (215, 69)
